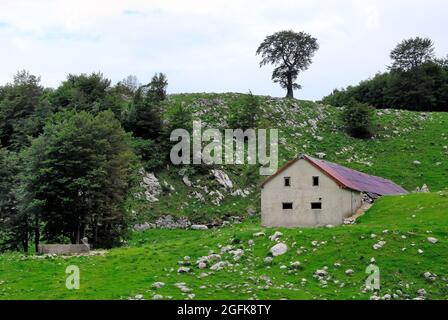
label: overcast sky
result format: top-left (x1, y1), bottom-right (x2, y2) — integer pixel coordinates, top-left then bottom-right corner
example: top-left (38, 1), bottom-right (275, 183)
top-left (0, 0), bottom-right (447, 100)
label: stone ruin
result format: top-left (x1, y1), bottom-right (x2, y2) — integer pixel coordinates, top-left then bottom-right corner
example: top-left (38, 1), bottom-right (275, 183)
top-left (38, 237), bottom-right (90, 255)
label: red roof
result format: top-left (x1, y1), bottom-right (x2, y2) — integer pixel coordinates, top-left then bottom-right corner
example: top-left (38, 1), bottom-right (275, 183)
top-left (261, 154), bottom-right (408, 196)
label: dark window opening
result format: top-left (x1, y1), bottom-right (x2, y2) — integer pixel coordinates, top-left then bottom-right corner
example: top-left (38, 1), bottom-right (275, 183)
top-left (313, 176), bottom-right (319, 186)
top-left (284, 177), bottom-right (291, 187)
top-left (282, 202), bottom-right (293, 210)
top-left (311, 202), bottom-right (322, 210)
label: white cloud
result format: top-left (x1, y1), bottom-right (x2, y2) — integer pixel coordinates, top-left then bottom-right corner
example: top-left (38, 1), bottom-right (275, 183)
top-left (0, 0), bottom-right (447, 99)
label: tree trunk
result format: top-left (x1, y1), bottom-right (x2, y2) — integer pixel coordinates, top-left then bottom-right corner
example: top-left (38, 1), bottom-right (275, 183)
top-left (23, 240), bottom-right (28, 253)
top-left (286, 86), bottom-right (294, 99)
top-left (75, 223), bottom-right (81, 244)
top-left (22, 215), bottom-right (29, 253)
top-left (34, 214), bottom-right (40, 253)
top-left (285, 73), bottom-right (294, 99)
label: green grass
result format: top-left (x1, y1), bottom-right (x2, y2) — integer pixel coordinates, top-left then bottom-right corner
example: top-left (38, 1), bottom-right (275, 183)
top-left (1, 192), bottom-right (447, 300)
top-left (1, 93), bottom-right (447, 300)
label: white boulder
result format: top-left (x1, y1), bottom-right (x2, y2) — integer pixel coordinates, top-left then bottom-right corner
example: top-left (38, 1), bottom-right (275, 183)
top-left (270, 243), bottom-right (288, 257)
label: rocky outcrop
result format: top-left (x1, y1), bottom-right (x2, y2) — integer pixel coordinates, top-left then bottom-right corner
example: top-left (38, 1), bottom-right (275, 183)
top-left (141, 172), bottom-right (162, 202)
top-left (183, 176), bottom-right (192, 187)
top-left (211, 169), bottom-right (233, 189)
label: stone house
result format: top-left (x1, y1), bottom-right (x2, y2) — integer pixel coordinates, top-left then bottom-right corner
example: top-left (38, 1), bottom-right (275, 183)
top-left (261, 154), bottom-right (407, 227)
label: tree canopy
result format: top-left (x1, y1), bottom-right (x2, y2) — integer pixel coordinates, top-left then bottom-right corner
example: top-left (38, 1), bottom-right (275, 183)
top-left (22, 110), bottom-right (136, 248)
top-left (390, 37), bottom-right (435, 71)
top-left (324, 37), bottom-right (448, 112)
top-left (256, 30), bottom-right (319, 99)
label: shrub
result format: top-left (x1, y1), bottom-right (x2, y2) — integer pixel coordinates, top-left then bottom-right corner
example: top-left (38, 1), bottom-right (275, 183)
top-left (227, 92), bottom-right (260, 130)
top-left (342, 102), bottom-right (375, 139)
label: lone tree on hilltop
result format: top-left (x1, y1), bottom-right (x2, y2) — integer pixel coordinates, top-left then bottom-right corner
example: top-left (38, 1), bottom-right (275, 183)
top-left (256, 30), bottom-right (319, 99)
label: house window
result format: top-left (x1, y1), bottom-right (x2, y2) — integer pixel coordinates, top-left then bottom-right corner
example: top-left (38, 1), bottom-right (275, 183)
top-left (311, 202), bottom-right (322, 210)
top-left (313, 176), bottom-right (319, 186)
top-left (284, 177), bottom-right (291, 187)
top-left (282, 202), bottom-right (293, 210)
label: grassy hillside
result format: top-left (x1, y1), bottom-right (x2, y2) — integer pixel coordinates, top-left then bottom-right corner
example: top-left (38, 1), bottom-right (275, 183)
top-left (1, 93), bottom-right (447, 300)
top-left (132, 93), bottom-right (448, 224)
top-left (1, 192), bottom-right (447, 300)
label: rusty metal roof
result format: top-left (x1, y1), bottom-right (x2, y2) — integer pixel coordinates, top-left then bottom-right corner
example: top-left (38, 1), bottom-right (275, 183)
top-left (261, 154), bottom-right (408, 195)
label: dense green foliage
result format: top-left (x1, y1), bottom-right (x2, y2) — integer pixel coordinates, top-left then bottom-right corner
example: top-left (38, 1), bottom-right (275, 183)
top-left (323, 62), bottom-right (448, 111)
top-left (21, 111), bottom-right (136, 248)
top-left (1, 192), bottom-right (447, 300)
top-left (0, 71), bottom-right (52, 151)
top-left (323, 38), bottom-right (448, 112)
top-left (0, 71), bottom-right (168, 251)
top-left (256, 30), bottom-right (319, 98)
top-left (390, 37), bottom-right (435, 71)
top-left (342, 102), bottom-right (375, 139)
top-left (0, 149), bottom-right (23, 251)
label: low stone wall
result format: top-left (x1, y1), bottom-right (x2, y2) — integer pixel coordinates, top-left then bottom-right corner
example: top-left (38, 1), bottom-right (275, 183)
top-left (38, 244), bottom-right (90, 255)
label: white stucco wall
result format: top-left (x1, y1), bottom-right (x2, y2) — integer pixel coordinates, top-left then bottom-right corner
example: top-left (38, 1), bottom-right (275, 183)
top-left (261, 158), bottom-right (362, 227)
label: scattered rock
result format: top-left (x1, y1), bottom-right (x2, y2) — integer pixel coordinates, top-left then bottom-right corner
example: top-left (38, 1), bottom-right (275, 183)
top-left (155, 215), bottom-right (191, 229)
top-left (270, 243), bottom-right (288, 257)
top-left (211, 169), bottom-right (233, 189)
top-left (269, 231), bottom-right (283, 241)
top-left (177, 267), bottom-right (191, 273)
top-left (182, 176), bottom-right (192, 187)
top-left (264, 257), bottom-right (273, 264)
top-left (423, 271), bottom-right (437, 281)
top-left (253, 232), bottom-right (265, 237)
top-left (314, 269), bottom-right (328, 277)
top-left (141, 172), bottom-right (162, 202)
top-left (134, 222), bottom-right (155, 231)
top-left (210, 261), bottom-right (227, 271)
top-left (152, 294), bottom-right (163, 300)
top-left (373, 241), bottom-right (386, 250)
top-left (191, 224), bottom-right (208, 230)
top-left (344, 218), bottom-right (355, 225)
top-left (345, 269), bottom-right (354, 276)
top-left (427, 237), bottom-right (438, 244)
top-left (229, 249), bottom-right (244, 260)
top-left (152, 282), bottom-right (165, 289)
top-left (247, 208), bottom-right (257, 217)
top-left (417, 288), bottom-right (427, 298)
